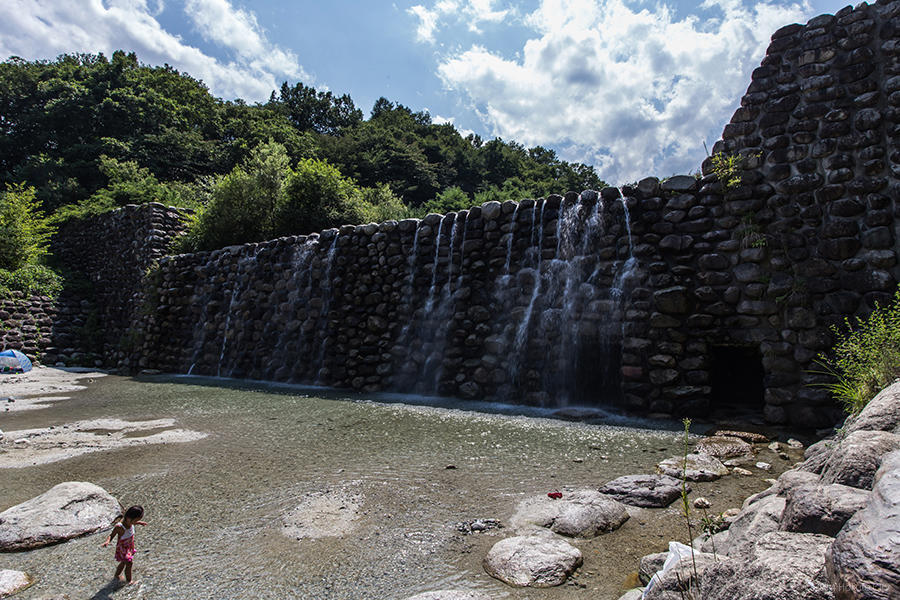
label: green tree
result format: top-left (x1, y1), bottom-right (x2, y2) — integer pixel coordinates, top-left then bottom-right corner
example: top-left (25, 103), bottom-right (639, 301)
top-left (0, 183), bottom-right (56, 271)
top-left (275, 157), bottom-right (364, 236)
top-left (186, 141), bottom-right (292, 250)
top-left (269, 82), bottom-right (362, 135)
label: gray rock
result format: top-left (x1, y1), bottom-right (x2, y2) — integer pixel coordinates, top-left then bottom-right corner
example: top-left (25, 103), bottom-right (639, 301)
top-left (696, 435), bottom-right (754, 459)
top-left (699, 529), bottom-right (729, 554)
top-left (661, 175), bottom-right (699, 193)
top-left (639, 551), bottom-right (668, 584)
top-left (617, 590), bottom-right (644, 600)
top-left (657, 453), bottom-right (729, 481)
top-left (599, 474), bottom-right (685, 508)
top-left (712, 429), bottom-right (769, 443)
top-left (509, 489), bottom-right (629, 537)
top-left (702, 531), bottom-right (834, 600)
top-left (405, 591), bottom-right (491, 600)
top-left (643, 551), bottom-right (721, 600)
top-left (845, 381), bottom-right (900, 434)
top-left (827, 450), bottom-right (900, 599)
top-left (483, 532), bottom-right (582, 587)
top-left (0, 569), bottom-right (32, 596)
top-left (780, 482), bottom-right (870, 536)
top-left (797, 438), bottom-right (834, 474)
top-left (725, 494), bottom-right (786, 559)
top-left (820, 430), bottom-right (900, 489)
top-left (0, 482), bottom-right (121, 551)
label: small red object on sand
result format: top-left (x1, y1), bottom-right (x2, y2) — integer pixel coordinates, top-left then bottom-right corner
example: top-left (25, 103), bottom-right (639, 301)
top-left (547, 491), bottom-right (562, 499)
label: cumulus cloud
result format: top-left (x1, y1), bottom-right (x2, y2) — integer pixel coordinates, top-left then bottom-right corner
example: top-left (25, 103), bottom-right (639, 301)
top-left (0, 0), bottom-right (308, 102)
top-left (408, 0), bottom-right (509, 43)
top-left (437, 0), bottom-right (813, 183)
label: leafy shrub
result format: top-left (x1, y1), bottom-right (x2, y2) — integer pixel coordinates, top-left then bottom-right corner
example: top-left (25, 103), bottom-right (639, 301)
top-left (0, 264), bottom-right (63, 298)
top-left (815, 286), bottom-right (900, 414)
top-left (183, 141), bottom-right (291, 251)
top-left (420, 186), bottom-right (472, 215)
top-left (0, 183), bottom-right (57, 271)
top-left (52, 156), bottom-right (200, 223)
top-left (710, 152), bottom-right (743, 191)
top-left (274, 157), bottom-right (364, 236)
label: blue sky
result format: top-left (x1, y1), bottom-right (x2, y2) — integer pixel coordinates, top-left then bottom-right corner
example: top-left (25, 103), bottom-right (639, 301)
top-left (1, 0), bottom-right (850, 183)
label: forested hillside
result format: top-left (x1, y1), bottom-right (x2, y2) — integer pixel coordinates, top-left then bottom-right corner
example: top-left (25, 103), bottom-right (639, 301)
top-left (1, 52), bottom-right (603, 224)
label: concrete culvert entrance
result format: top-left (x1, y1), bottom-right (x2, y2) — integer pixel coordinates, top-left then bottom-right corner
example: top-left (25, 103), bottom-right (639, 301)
top-left (709, 345), bottom-right (765, 409)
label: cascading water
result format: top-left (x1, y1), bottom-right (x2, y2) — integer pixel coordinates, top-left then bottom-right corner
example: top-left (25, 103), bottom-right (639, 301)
top-left (216, 248), bottom-right (260, 377)
top-left (313, 232), bottom-right (341, 384)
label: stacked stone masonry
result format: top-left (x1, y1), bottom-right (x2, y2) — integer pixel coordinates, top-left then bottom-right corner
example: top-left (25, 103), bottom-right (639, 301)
top-left (8, 1), bottom-right (900, 428)
top-left (0, 203), bottom-right (190, 366)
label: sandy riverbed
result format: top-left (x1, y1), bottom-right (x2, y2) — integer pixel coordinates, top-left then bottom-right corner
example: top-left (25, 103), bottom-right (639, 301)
top-left (0, 367), bottom-right (206, 468)
top-left (0, 366), bottom-right (108, 413)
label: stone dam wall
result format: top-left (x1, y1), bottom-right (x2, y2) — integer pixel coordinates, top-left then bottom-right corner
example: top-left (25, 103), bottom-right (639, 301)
top-left (8, 1), bottom-right (900, 428)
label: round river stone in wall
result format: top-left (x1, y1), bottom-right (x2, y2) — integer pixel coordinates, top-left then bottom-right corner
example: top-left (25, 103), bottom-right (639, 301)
top-left (483, 532), bottom-right (583, 587)
top-left (599, 474), bottom-right (685, 508)
top-left (0, 482), bottom-right (121, 551)
top-left (509, 488), bottom-right (629, 537)
top-left (657, 453), bottom-right (729, 481)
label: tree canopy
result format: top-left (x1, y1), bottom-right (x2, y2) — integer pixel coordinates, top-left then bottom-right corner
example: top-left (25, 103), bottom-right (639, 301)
top-left (1, 51), bottom-right (607, 249)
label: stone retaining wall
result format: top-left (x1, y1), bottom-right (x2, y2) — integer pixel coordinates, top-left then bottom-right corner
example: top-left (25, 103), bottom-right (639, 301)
top-left (1, 203), bottom-right (190, 365)
top-left (0, 293), bottom-right (100, 366)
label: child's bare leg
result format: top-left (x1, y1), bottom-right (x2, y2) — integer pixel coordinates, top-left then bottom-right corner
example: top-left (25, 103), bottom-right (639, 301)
top-left (115, 561), bottom-right (126, 581)
top-left (125, 562), bottom-right (137, 584)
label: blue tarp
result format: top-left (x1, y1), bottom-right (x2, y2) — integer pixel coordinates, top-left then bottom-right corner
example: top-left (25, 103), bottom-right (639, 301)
top-left (0, 349), bottom-right (32, 373)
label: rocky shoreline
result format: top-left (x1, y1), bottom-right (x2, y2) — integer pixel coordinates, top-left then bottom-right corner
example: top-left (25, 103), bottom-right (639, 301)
top-left (627, 381), bottom-right (900, 600)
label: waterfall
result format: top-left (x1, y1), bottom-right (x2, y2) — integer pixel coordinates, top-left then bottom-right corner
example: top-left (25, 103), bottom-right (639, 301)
top-left (216, 249), bottom-right (259, 377)
top-left (314, 232), bottom-right (341, 384)
top-left (510, 200), bottom-right (546, 387)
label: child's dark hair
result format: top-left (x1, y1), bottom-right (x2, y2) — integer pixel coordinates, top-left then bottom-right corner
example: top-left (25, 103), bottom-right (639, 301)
top-left (124, 505), bottom-right (144, 520)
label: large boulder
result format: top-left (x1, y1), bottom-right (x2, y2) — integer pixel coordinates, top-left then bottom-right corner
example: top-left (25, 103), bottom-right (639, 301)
top-left (702, 531), bottom-right (834, 600)
top-left (657, 453), bottom-right (729, 481)
top-left (483, 532), bottom-right (582, 587)
top-left (509, 489), bottom-right (629, 537)
top-left (0, 482), bottom-right (120, 551)
top-left (826, 450), bottom-right (900, 599)
top-left (599, 474), bottom-right (685, 508)
top-left (724, 494), bottom-right (785, 559)
top-left (797, 438), bottom-right (833, 474)
top-left (779, 482), bottom-right (870, 536)
top-left (643, 550), bottom-right (721, 600)
top-left (695, 435), bottom-right (754, 459)
top-left (0, 569), bottom-right (32, 596)
top-left (820, 430), bottom-right (900, 490)
top-left (844, 381), bottom-right (900, 435)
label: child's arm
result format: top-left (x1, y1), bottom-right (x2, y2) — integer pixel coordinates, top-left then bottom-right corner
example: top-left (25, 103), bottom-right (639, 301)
top-left (135, 521), bottom-right (148, 526)
top-left (101, 523), bottom-right (124, 547)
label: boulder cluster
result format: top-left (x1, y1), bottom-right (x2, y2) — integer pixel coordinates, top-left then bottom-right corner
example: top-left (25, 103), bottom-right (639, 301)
top-left (628, 381), bottom-right (900, 600)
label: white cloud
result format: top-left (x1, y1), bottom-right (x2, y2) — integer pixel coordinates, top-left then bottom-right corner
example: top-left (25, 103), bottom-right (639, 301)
top-left (0, 0), bottom-right (308, 102)
top-left (184, 0), bottom-right (304, 79)
top-left (408, 0), bottom-right (509, 43)
top-left (409, 4), bottom-right (442, 43)
top-left (437, 0), bottom-right (814, 183)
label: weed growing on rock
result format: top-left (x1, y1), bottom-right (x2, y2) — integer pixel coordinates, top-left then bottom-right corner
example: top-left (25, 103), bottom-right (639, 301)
top-left (814, 285), bottom-right (900, 414)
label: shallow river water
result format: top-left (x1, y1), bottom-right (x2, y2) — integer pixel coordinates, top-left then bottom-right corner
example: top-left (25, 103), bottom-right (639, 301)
top-left (0, 374), bottom-right (796, 600)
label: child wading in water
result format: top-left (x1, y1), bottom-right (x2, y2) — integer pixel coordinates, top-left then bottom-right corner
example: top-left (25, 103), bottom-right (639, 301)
top-left (101, 505), bottom-right (148, 584)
